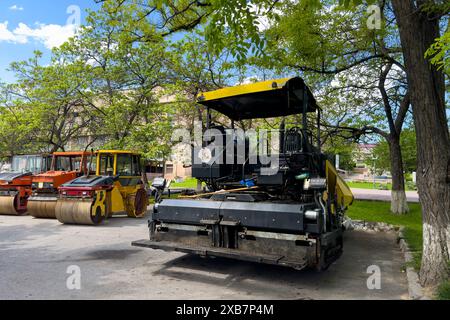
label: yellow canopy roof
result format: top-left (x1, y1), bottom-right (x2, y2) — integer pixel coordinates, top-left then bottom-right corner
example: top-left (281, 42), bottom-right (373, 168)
top-left (97, 150), bottom-right (140, 155)
top-left (197, 77), bottom-right (319, 121)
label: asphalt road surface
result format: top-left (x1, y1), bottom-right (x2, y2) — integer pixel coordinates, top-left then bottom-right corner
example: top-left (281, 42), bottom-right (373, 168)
top-left (0, 214), bottom-right (409, 300)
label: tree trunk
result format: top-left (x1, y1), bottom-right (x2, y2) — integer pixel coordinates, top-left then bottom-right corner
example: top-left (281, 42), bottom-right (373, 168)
top-left (388, 136), bottom-right (409, 215)
top-left (392, 0), bottom-right (450, 287)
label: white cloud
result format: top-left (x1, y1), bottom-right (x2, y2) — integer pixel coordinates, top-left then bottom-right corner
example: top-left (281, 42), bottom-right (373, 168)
top-left (14, 23), bottom-right (77, 49)
top-left (9, 5), bottom-right (24, 11)
top-left (0, 21), bottom-right (26, 43)
top-left (248, 4), bottom-right (274, 32)
top-left (0, 21), bottom-right (78, 49)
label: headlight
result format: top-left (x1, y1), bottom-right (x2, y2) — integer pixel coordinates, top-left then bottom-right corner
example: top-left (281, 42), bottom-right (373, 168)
top-left (305, 210), bottom-right (320, 221)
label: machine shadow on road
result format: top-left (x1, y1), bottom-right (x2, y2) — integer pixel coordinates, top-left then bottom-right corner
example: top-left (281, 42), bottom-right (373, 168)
top-left (147, 230), bottom-right (409, 300)
top-left (99, 216), bottom-right (149, 228)
top-left (152, 253), bottom-right (326, 291)
top-left (50, 214), bottom-right (150, 229)
top-left (47, 248), bottom-right (145, 263)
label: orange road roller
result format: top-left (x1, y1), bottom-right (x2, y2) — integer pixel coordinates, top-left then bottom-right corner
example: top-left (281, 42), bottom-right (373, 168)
top-left (0, 154), bottom-right (51, 216)
top-left (27, 151), bottom-right (93, 219)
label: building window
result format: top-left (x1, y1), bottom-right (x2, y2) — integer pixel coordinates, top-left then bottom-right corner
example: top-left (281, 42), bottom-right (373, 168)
top-left (146, 163), bottom-right (164, 174)
top-left (166, 164), bottom-right (174, 175)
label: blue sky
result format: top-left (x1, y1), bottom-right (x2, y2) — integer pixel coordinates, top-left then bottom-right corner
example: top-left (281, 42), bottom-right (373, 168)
top-left (0, 0), bottom-right (99, 83)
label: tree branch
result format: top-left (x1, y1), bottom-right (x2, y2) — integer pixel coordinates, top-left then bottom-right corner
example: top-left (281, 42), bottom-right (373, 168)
top-left (394, 92), bottom-right (411, 133)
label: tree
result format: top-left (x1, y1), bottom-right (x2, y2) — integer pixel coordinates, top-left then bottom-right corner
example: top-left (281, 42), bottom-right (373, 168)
top-left (323, 136), bottom-right (357, 171)
top-left (315, 58), bottom-right (411, 214)
top-left (167, 32), bottom-right (234, 134)
top-left (426, 29), bottom-right (450, 76)
top-left (391, 0), bottom-right (450, 287)
top-left (138, 0), bottom-right (412, 213)
top-left (400, 129), bottom-right (418, 174)
top-left (0, 89), bottom-right (38, 157)
top-left (0, 110), bottom-right (44, 156)
top-left (55, 3), bottom-right (175, 160)
top-left (5, 51), bottom-right (98, 153)
top-left (264, 1), bottom-right (414, 213)
top-left (372, 128), bottom-right (417, 175)
top-left (424, 2), bottom-right (450, 76)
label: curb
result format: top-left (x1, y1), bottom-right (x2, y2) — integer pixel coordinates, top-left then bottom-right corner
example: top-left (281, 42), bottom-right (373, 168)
top-left (349, 220), bottom-right (430, 300)
top-left (397, 227), bottom-right (430, 300)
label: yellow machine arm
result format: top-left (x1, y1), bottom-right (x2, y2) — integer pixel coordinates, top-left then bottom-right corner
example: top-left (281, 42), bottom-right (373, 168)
top-left (325, 160), bottom-right (354, 210)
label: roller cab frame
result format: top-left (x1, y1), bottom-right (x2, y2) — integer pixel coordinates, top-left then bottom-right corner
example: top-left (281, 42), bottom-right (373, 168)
top-left (0, 154), bottom-right (51, 215)
top-left (133, 77), bottom-right (354, 271)
top-left (27, 151), bottom-right (93, 219)
top-left (56, 150), bottom-right (148, 225)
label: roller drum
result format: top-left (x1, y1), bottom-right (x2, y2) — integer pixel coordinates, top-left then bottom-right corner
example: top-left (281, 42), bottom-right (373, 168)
top-left (127, 188), bottom-right (148, 218)
top-left (56, 199), bottom-right (104, 225)
top-left (0, 195), bottom-right (20, 215)
top-left (28, 197), bottom-right (57, 219)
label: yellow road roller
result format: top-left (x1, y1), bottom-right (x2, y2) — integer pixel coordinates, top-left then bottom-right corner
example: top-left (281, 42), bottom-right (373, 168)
top-left (55, 150), bottom-right (148, 225)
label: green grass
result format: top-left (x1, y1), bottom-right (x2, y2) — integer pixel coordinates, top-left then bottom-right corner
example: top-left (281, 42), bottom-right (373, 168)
top-left (437, 280), bottom-right (450, 300)
top-left (347, 181), bottom-right (389, 190)
top-left (173, 179), bottom-right (416, 191)
top-left (347, 200), bottom-right (423, 270)
top-left (347, 181), bottom-right (416, 191)
top-left (149, 193), bottom-right (181, 204)
top-left (170, 178), bottom-right (204, 189)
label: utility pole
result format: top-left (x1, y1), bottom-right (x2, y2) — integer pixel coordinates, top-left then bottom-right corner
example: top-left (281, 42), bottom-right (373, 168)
top-left (372, 157), bottom-right (378, 189)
